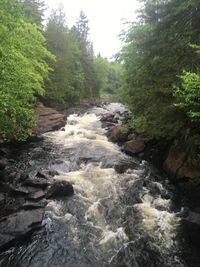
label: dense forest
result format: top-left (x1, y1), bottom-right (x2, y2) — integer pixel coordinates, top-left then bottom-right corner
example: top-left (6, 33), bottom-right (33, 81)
top-left (0, 0), bottom-right (121, 140)
top-left (119, 0), bottom-right (200, 156)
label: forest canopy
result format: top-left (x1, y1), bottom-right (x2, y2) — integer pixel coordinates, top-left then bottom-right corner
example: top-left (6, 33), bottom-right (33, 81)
top-left (119, 0), bottom-right (200, 152)
top-left (0, 0), bottom-right (121, 140)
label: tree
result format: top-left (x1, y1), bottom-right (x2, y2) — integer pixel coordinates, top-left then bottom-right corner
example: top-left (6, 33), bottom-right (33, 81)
top-left (75, 11), bottom-right (100, 99)
top-left (94, 56), bottom-right (121, 96)
top-left (119, 0), bottom-right (200, 140)
top-left (0, 0), bottom-right (53, 140)
top-left (21, 0), bottom-right (46, 26)
top-left (44, 5), bottom-right (84, 105)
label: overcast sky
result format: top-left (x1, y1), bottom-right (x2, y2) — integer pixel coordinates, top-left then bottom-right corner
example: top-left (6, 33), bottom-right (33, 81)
top-left (45, 0), bottom-right (140, 59)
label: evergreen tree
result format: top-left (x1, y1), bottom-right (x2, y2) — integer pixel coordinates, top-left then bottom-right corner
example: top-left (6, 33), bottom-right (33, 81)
top-left (44, 5), bottom-right (84, 105)
top-left (75, 11), bottom-right (100, 99)
top-left (21, 0), bottom-right (45, 26)
top-left (120, 0), bottom-right (200, 141)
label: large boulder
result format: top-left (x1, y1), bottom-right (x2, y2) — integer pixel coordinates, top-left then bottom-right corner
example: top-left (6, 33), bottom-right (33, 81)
top-left (33, 105), bottom-right (66, 134)
top-left (46, 180), bottom-right (74, 199)
top-left (163, 144), bottom-right (200, 181)
top-left (106, 125), bottom-right (129, 143)
top-left (0, 208), bottom-right (44, 249)
top-left (123, 139), bottom-right (146, 155)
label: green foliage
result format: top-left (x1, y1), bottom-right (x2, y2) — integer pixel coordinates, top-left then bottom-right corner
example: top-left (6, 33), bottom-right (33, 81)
top-left (44, 6), bottom-right (84, 105)
top-left (174, 71), bottom-right (200, 121)
top-left (0, 0), bottom-right (53, 140)
top-left (74, 11), bottom-right (100, 99)
top-left (120, 0), bottom-right (200, 141)
top-left (44, 8), bottom-right (101, 105)
top-left (21, 0), bottom-right (45, 26)
top-left (94, 56), bottom-right (121, 97)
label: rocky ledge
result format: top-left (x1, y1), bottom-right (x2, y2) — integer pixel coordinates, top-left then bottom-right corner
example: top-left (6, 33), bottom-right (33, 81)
top-left (33, 105), bottom-right (66, 134)
top-left (0, 162), bottom-right (74, 251)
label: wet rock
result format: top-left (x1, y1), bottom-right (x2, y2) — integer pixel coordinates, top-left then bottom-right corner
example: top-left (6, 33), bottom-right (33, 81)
top-left (0, 170), bottom-right (5, 184)
top-left (100, 112), bottom-right (115, 122)
top-left (0, 208), bottom-right (44, 249)
top-left (0, 159), bottom-right (8, 170)
top-left (114, 160), bottom-right (140, 174)
top-left (1, 196), bottom-right (26, 217)
top-left (46, 180), bottom-right (74, 199)
top-left (9, 185), bottom-right (30, 196)
top-left (106, 125), bottom-right (129, 143)
top-left (0, 193), bottom-right (4, 203)
top-left (123, 139), bottom-right (146, 155)
top-left (0, 147), bottom-right (9, 157)
top-left (23, 179), bottom-right (51, 189)
top-left (23, 171), bottom-right (52, 189)
top-left (28, 190), bottom-right (46, 200)
top-left (21, 201), bottom-right (47, 210)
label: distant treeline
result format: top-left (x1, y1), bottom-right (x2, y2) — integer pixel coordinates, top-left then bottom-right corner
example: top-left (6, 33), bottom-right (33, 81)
top-left (0, 0), bottom-right (121, 140)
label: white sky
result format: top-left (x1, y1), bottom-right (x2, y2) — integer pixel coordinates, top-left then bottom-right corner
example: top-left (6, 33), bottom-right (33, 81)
top-left (45, 0), bottom-right (140, 59)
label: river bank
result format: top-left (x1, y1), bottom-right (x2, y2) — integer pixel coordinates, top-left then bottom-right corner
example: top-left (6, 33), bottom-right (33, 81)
top-left (0, 102), bottom-right (200, 266)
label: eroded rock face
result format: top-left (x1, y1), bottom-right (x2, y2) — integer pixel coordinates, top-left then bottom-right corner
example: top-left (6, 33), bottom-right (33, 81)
top-left (0, 208), bottom-right (44, 249)
top-left (33, 105), bottom-right (66, 134)
top-left (163, 145), bottom-right (200, 181)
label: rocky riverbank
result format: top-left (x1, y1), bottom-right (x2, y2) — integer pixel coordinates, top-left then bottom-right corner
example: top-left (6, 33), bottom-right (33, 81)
top-left (0, 102), bottom-right (109, 251)
top-left (0, 104), bottom-right (76, 251)
top-left (105, 118), bottom-right (200, 208)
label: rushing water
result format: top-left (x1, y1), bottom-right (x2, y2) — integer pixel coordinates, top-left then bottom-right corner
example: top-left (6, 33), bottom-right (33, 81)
top-left (0, 103), bottom-right (198, 266)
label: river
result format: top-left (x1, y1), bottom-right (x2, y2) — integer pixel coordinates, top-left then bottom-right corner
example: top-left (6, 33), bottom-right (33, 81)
top-left (0, 103), bottom-right (199, 267)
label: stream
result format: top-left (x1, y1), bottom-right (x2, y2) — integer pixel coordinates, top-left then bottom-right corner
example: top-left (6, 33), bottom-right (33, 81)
top-left (0, 103), bottom-right (199, 267)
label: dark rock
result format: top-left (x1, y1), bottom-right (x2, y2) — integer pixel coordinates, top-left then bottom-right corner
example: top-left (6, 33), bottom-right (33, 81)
top-left (46, 180), bottom-right (74, 199)
top-left (114, 160), bottom-right (140, 174)
top-left (9, 185), bottom-right (29, 196)
top-left (0, 147), bottom-right (10, 157)
top-left (48, 169), bottom-right (59, 177)
top-left (0, 193), bottom-right (4, 203)
top-left (0, 159), bottom-right (8, 170)
top-left (0, 208), bottom-right (44, 249)
top-left (8, 159), bottom-right (15, 164)
top-left (21, 201), bottom-right (47, 210)
top-left (28, 190), bottom-right (46, 200)
top-left (186, 211), bottom-right (200, 225)
top-left (163, 144), bottom-right (200, 181)
top-left (0, 171), bottom-right (5, 184)
top-left (123, 139), bottom-right (145, 155)
top-left (1, 196), bottom-right (26, 217)
top-left (23, 172), bottom-right (52, 189)
top-left (100, 112), bottom-right (115, 122)
top-left (36, 170), bottom-right (50, 179)
top-left (23, 179), bottom-right (51, 189)
top-left (106, 125), bottom-right (129, 143)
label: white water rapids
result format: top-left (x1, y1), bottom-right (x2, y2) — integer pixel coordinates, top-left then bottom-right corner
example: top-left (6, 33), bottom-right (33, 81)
top-left (0, 103), bottom-right (185, 267)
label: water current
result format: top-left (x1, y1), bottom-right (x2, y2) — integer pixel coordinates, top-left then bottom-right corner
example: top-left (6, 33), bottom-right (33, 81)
top-left (0, 103), bottom-right (199, 267)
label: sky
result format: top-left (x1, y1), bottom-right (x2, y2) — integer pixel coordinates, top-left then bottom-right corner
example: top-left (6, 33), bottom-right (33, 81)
top-left (45, 0), bottom-right (140, 59)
